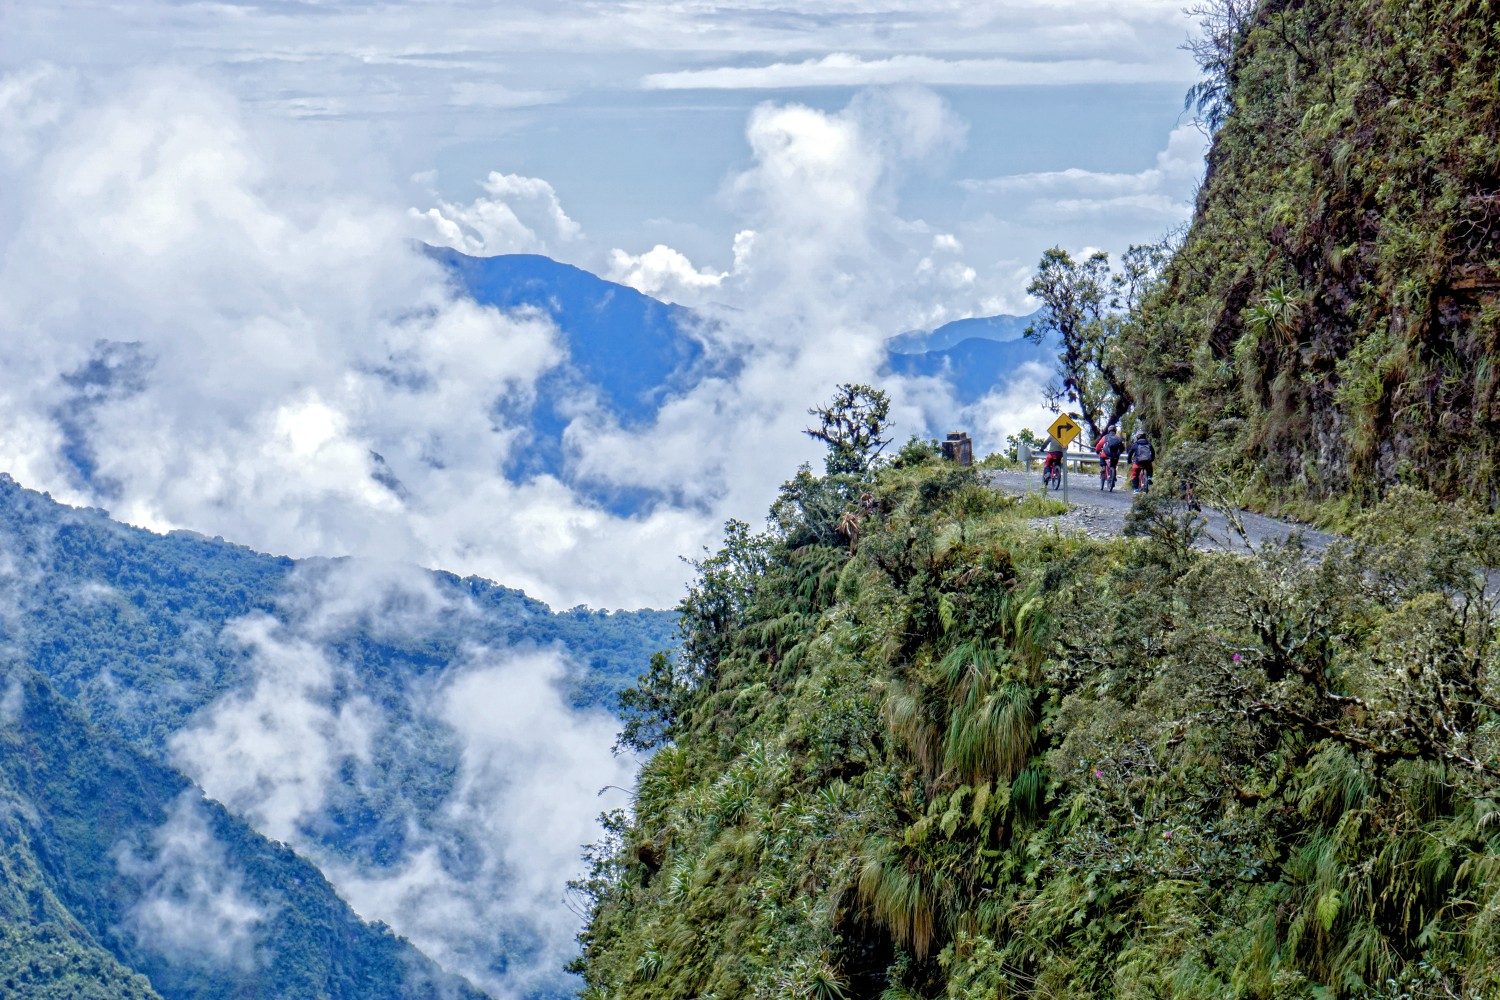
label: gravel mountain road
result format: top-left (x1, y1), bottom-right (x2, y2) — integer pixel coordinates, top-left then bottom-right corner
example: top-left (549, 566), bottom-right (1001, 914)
top-left (987, 467), bottom-right (1340, 554)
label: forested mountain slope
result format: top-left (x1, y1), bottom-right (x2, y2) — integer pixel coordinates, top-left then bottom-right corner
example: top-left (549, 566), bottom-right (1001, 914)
top-left (0, 668), bottom-right (484, 1000)
top-left (0, 473), bottom-right (676, 996)
top-left (576, 449), bottom-right (1500, 999)
top-left (574, 6), bottom-right (1500, 993)
top-left (1123, 0), bottom-right (1500, 513)
top-left (0, 473), bottom-right (672, 739)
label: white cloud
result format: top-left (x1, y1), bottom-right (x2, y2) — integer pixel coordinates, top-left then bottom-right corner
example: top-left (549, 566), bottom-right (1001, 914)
top-left (115, 793), bottom-right (269, 972)
top-left (606, 244), bottom-right (728, 305)
top-left (0, 675), bottom-right (21, 727)
top-left (572, 89), bottom-right (986, 506)
top-left (642, 51), bottom-right (1195, 90)
top-left (446, 82), bottom-right (562, 109)
top-left (412, 170), bottom-right (581, 256)
top-left (0, 64), bottom-right (71, 169)
top-left (329, 647), bottom-right (636, 999)
top-left (170, 613), bottom-right (382, 842)
top-left (967, 360), bottom-right (1057, 454)
top-left (0, 68), bottom-right (730, 608)
top-left (281, 557), bottom-right (454, 641)
top-left (160, 562), bottom-right (638, 996)
top-left (2, 2), bottom-right (1196, 110)
top-left (962, 124), bottom-right (1208, 223)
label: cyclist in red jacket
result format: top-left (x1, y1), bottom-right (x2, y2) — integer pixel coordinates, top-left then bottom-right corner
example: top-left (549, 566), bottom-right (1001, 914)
top-left (1095, 425), bottom-right (1124, 471)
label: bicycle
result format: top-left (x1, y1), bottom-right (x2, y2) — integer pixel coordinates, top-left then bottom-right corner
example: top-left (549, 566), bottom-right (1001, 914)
top-left (1131, 462), bottom-right (1154, 494)
top-left (1042, 455), bottom-right (1062, 491)
top-left (1098, 456), bottom-right (1118, 492)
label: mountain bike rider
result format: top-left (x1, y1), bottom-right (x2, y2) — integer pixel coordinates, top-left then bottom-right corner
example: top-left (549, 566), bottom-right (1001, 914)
top-left (1095, 425), bottom-right (1125, 482)
top-left (1128, 430), bottom-right (1155, 493)
top-left (1042, 433), bottom-right (1065, 480)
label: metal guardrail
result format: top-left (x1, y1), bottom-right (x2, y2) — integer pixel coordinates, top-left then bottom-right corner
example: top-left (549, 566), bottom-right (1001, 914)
top-left (1015, 441), bottom-right (1121, 502)
top-left (1015, 442), bottom-right (1103, 471)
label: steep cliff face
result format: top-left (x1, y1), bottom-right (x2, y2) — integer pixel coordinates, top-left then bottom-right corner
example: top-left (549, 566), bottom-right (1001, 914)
top-left (1125, 0), bottom-right (1500, 512)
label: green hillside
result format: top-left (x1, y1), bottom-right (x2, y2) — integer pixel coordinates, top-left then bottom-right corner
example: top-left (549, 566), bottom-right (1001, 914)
top-left (0, 668), bottom-right (484, 999)
top-left (574, 10), bottom-right (1500, 996)
top-left (0, 473), bottom-right (676, 997)
top-left (1123, 0), bottom-right (1500, 517)
top-left (574, 450), bottom-right (1500, 999)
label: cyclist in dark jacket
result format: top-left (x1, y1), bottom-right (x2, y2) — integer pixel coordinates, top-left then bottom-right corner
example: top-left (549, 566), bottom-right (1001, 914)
top-left (1127, 431), bottom-right (1155, 492)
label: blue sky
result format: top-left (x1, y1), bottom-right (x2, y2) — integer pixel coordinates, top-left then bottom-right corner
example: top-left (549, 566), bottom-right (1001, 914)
top-left (429, 82), bottom-right (1196, 273)
top-left (0, 0), bottom-right (1209, 609)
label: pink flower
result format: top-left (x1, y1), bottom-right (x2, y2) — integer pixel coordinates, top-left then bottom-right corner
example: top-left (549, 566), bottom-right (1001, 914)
top-left (1162, 830), bottom-right (1174, 840)
top-left (1231, 653), bottom-right (1243, 663)
top-left (1093, 768), bottom-right (1104, 780)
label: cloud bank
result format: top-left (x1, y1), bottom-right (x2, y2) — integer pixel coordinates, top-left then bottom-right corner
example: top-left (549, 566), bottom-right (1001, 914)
top-left (962, 124), bottom-right (1208, 224)
top-left (642, 52), bottom-right (1196, 90)
top-left (169, 561), bottom-right (637, 998)
top-left (412, 172), bottom-right (581, 257)
top-left (5, 1), bottom-right (1195, 127)
top-left (0, 67), bottom-right (722, 609)
top-left (170, 613), bottom-right (382, 843)
top-left (116, 793), bottom-right (269, 972)
top-left (330, 648), bottom-right (636, 999)
top-left (0, 67), bottom-right (1079, 610)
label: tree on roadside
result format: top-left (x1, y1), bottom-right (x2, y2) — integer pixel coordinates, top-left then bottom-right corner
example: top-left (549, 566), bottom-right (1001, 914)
top-left (1025, 244), bottom-right (1172, 445)
top-left (804, 383), bottom-right (892, 476)
top-left (1026, 248), bottom-right (1129, 443)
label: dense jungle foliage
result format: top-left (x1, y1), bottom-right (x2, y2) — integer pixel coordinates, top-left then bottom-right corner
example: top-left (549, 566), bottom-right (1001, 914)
top-left (575, 445), bottom-right (1500, 998)
top-left (1121, 0), bottom-right (1500, 516)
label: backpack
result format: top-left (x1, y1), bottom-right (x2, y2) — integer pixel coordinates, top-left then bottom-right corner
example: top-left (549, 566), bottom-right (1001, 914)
top-left (1135, 440), bottom-right (1154, 462)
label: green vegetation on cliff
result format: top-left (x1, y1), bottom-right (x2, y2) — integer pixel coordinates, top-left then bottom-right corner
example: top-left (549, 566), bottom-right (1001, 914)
top-left (575, 445), bottom-right (1500, 998)
top-left (574, 2), bottom-right (1500, 992)
top-left (1123, 0), bottom-right (1500, 515)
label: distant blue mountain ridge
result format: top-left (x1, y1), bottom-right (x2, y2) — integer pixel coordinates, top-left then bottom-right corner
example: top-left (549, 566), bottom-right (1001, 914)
top-left (428, 248), bottom-right (1055, 494)
top-left (425, 247), bottom-right (729, 502)
top-left (884, 310), bottom-right (1043, 355)
top-left (881, 333), bottom-right (1056, 409)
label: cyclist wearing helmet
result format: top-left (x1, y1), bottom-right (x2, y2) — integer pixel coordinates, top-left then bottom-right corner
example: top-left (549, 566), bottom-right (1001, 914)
top-left (1127, 430), bottom-right (1156, 493)
top-left (1095, 425), bottom-right (1125, 474)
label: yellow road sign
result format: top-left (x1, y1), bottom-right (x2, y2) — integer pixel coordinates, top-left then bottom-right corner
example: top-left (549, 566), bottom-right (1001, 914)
top-left (1048, 413), bottom-right (1082, 448)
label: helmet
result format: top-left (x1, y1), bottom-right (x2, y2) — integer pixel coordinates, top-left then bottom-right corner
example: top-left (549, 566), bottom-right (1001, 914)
top-left (1135, 430), bottom-right (1147, 440)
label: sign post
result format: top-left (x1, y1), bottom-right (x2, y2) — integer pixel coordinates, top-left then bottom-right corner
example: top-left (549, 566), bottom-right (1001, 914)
top-left (1046, 413), bottom-right (1083, 505)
